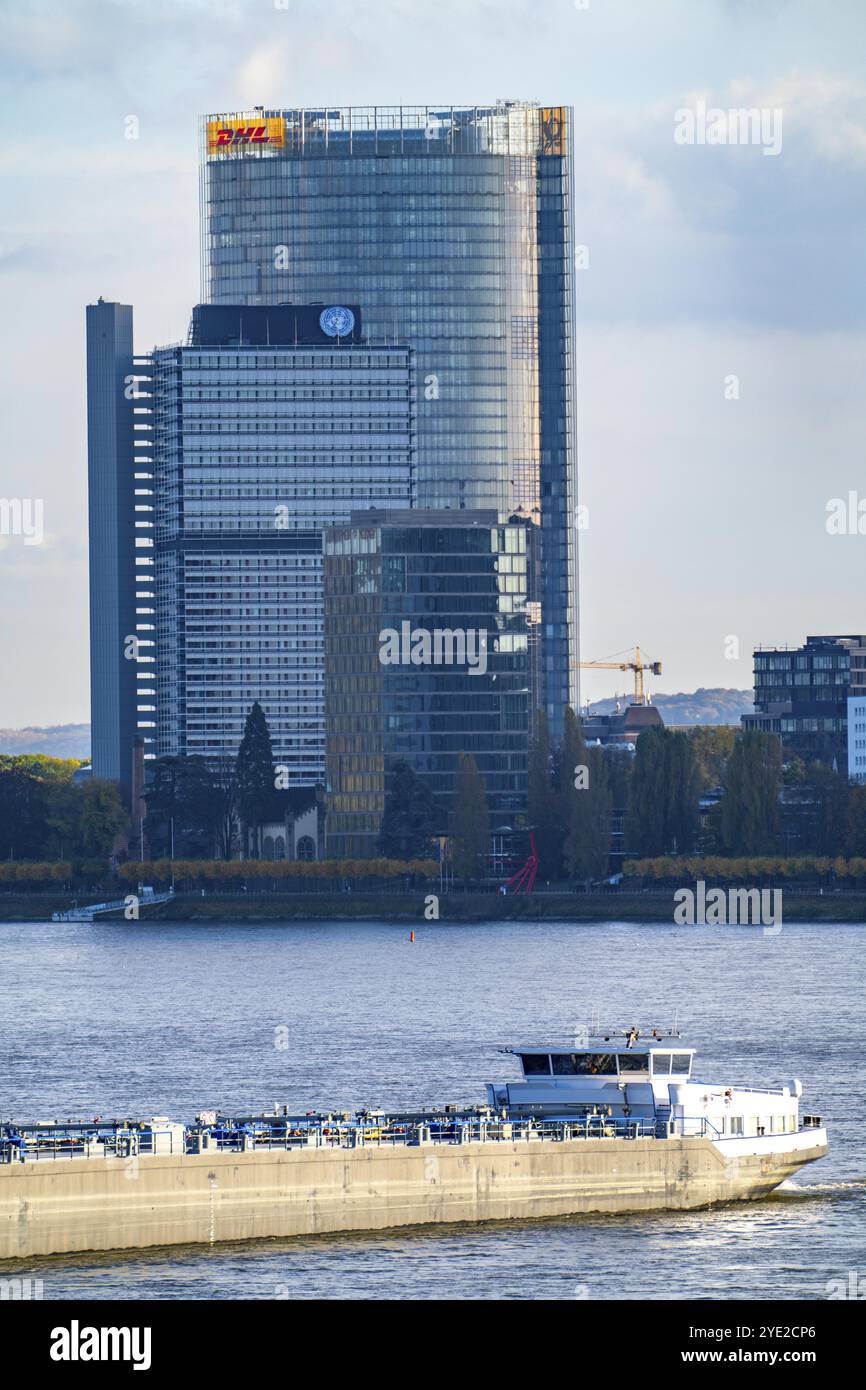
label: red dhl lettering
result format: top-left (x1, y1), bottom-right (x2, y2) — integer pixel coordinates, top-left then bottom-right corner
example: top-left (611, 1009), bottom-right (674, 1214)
top-left (215, 125), bottom-right (271, 146)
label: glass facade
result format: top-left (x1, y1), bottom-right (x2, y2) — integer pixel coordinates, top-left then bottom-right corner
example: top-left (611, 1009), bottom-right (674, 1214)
top-left (85, 300), bottom-right (155, 800)
top-left (323, 510), bottom-right (539, 858)
top-left (745, 634), bottom-right (866, 768)
top-left (200, 103), bottom-right (577, 736)
top-left (150, 314), bottom-right (414, 778)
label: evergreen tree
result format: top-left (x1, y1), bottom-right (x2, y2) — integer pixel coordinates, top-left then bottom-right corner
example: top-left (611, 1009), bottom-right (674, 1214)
top-left (665, 730), bottom-right (700, 855)
top-left (527, 708), bottom-right (561, 878)
top-left (449, 754), bottom-right (489, 881)
top-left (719, 730), bottom-right (782, 854)
top-left (627, 725), bottom-right (668, 856)
top-left (626, 726), bottom-right (699, 857)
top-left (377, 760), bottom-right (442, 859)
top-left (562, 707), bottom-right (613, 881)
top-left (235, 701), bottom-right (276, 857)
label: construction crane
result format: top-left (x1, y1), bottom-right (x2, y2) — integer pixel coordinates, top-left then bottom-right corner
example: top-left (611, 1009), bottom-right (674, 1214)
top-left (573, 646), bottom-right (662, 707)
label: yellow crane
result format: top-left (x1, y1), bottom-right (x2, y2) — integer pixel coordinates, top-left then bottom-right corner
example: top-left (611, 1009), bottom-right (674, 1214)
top-left (574, 646), bottom-right (662, 707)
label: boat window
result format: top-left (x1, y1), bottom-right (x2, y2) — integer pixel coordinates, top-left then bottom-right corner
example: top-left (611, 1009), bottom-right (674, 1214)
top-left (618, 1052), bottom-right (649, 1073)
top-left (520, 1054), bottom-right (551, 1076)
top-left (652, 1053), bottom-right (673, 1075)
top-left (551, 1053), bottom-right (617, 1075)
top-left (671, 1054), bottom-right (691, 1075)
top-left (730, 1116), bottom-right (744, 1135)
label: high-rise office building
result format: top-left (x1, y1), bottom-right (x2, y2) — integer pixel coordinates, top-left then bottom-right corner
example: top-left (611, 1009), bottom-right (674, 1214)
top-left (87, 300), bottom-right (413, 791)
top-left (200, 103), bottom-right (577, 736)
top-left (85, 299), bottom-right (155, 803)
top-left (323, 509), bottom-right (539, 858)
top-left (150, 304), bottom-right (414, 778)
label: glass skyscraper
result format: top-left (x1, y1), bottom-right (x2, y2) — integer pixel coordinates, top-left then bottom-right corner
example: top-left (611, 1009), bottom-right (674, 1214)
top-left (200, 103), bottom-right (577, 736)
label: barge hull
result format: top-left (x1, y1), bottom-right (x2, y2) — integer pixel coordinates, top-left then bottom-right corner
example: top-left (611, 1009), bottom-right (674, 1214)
top-left (0, 1131), bottom-right (827, 1260)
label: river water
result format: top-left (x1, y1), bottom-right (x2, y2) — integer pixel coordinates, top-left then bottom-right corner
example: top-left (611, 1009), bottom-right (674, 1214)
top-left (1, 918), bottom-right (864, 1300)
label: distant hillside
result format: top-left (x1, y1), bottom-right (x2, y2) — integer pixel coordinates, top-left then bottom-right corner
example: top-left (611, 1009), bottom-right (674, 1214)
top-left (0, 693), bottom-right (752, 757)
top-left (0, 724), bottom-right (91, 759)
top-left (587, 688), bottom-right (752, 727)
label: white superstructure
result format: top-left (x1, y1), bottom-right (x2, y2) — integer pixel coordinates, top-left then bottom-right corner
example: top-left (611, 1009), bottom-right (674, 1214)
top-left (487, 1030), bottom-right (821, 1144)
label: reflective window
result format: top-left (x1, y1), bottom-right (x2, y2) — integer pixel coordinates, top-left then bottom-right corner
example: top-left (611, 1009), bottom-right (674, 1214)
top-left (551, 1052), bottom-right (617, 1076)
top-left (618, 1052), bottom-right (649, 1073)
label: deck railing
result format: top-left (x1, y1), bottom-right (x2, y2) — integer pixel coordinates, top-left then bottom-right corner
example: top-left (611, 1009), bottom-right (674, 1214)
top-left (0, 1112), bottom-right (819, 1164)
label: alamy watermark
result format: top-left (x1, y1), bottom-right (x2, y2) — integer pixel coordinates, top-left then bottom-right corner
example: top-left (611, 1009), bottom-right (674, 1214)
top-left (379, 622), bottom-right (488, 676)
top-left (0, 498), bottom-right (44, 546)
top-left (674, 880), bottom-right (782, 935)
top-left (674, 100), bottom-right (783, 157)
top-left (0, 1275), bottom-right (44, 1300)
top-left (826, 492), bottom-right (866, 535)
top-left (825, 1271), bottom-right (866, 1299)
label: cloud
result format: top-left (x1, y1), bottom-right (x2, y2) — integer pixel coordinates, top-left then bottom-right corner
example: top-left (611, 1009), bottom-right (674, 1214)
top-left (1, 0), bottom-right (865, 722)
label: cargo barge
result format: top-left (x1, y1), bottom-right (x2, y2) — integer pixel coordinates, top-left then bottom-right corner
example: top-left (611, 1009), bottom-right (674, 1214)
top-left (0, 1030), bottom-right (828, 1260)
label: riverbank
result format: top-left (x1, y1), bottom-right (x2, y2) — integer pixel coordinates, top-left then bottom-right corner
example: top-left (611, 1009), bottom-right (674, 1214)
top-left (3, 890), bottom-right (866, 923)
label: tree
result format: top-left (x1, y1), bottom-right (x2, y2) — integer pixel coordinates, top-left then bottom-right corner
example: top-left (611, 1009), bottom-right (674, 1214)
top-left (561, 708), bottom-right (612, 882)
top-left (145, 756), bottom-right (222, 858)
top-left (77, 779), bottom-right (129, 860)
top-left (0, 761), bottom-right (50, 859)
top-left (45, 780), bottom-right (86, 860)
top-left (626, 727), bottom-right (699, 857)
top-left (627, 726), bottom-right (668, 857)
top-left (845, 783), bottom-right (866, 857)
top-left (719, 730), bottom-right (782, 855)
top-left (235, 702), bottom-right (276, 857)
top-left (527, 709), bottom-right (561, 878)
top-left (377, 760), bottom-right (442, 859)
top-left (212, 760), bottom-right (239, 860)
top-left (665, 730), bottom-right (700, 855)
top-left (449, 754), bottom-right (489, 881)
top-left (796, 763), bottom-right (849, 856)
top-left (687, 726), bottom-right (736, 790)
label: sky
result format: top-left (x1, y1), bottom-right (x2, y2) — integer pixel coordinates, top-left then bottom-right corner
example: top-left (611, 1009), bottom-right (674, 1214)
top-left (1, 0), bottom-right (865, 725)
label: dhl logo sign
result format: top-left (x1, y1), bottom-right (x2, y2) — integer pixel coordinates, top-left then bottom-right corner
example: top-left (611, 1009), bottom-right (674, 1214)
top-left (207, 117), bottom-right (286, 155)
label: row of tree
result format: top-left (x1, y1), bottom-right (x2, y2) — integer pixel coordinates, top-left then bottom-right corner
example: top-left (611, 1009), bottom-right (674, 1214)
top-left (525, 717), bottom-right (864, 874)
top-left (625, 855), bottom-right (866, 882)
top-left (528, 708), bottom-right (613, 880)
top-left (375, 753), bottom-right (491, 878)
top-left (5, 702), bottom-right (864, 881)
top-left (0, 756), bottom-right (127, 864)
